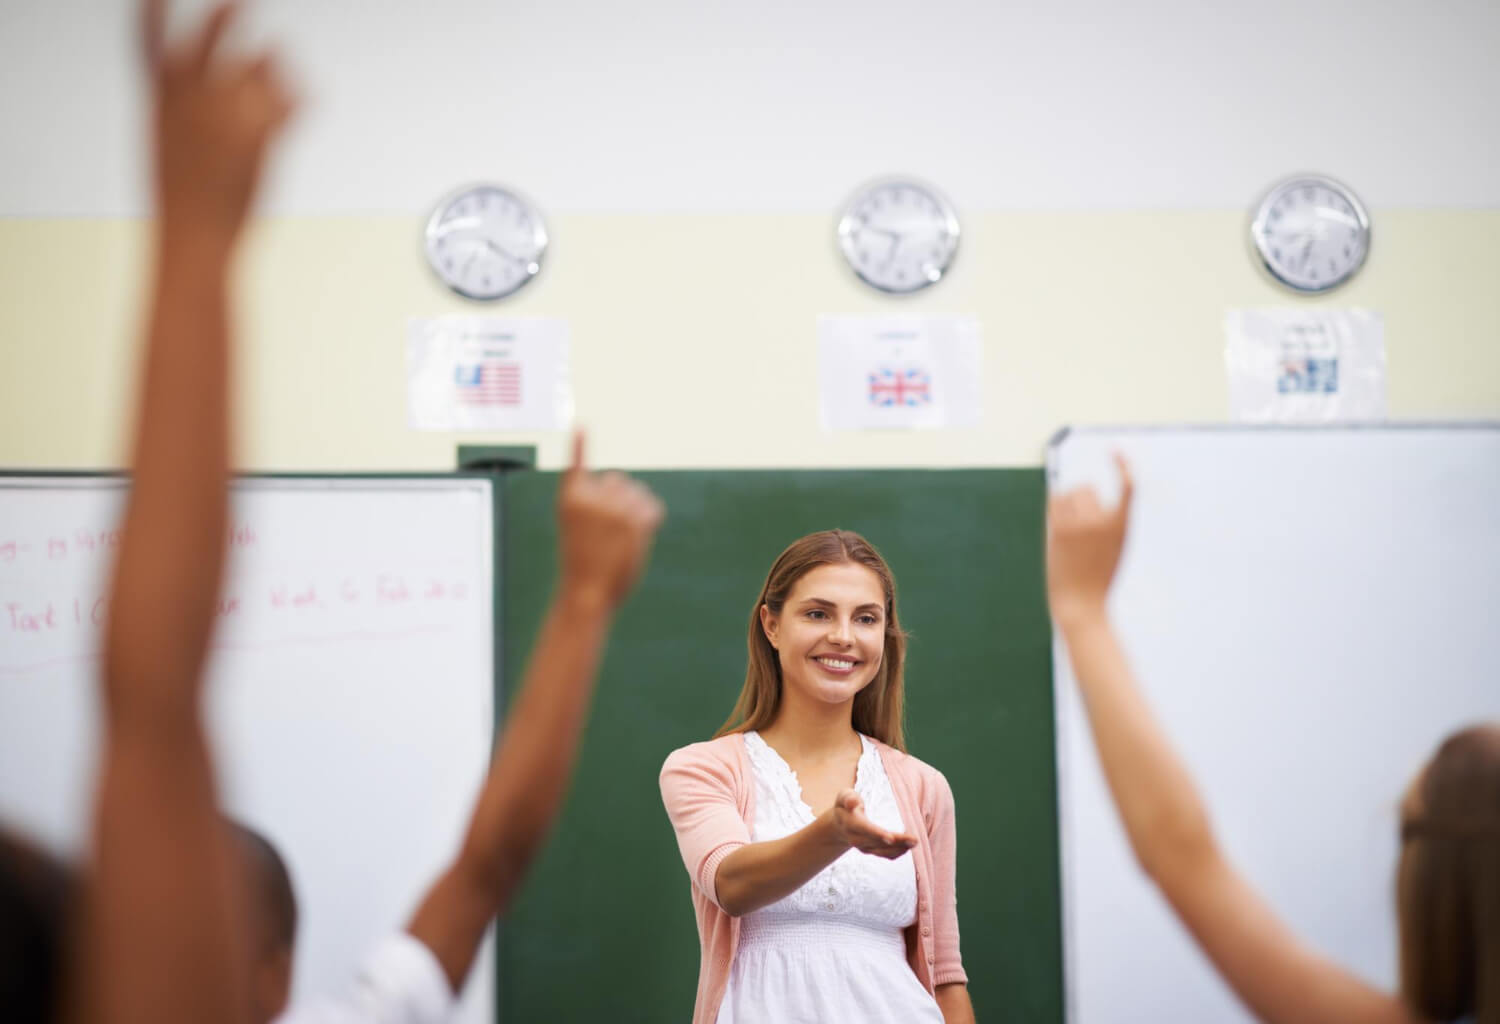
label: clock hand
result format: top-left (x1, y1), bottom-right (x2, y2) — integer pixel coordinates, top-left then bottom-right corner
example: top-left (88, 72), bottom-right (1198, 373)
top-left (483, 238), bottom-right (528, 265)
top-left (852, 219), bottom-right (898, 242)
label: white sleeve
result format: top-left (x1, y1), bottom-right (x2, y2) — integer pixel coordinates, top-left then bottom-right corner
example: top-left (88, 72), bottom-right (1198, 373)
top-left (274, 932), bottom-right (457, 1024)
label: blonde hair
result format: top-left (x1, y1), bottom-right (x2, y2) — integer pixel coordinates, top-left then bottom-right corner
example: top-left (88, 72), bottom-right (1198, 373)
top-left (1397, 723), bottom-right (1500, 1024)
top-left (714, 529), bottom-right (908, 751)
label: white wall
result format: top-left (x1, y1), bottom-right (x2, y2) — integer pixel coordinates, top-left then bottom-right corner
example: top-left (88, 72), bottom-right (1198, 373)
top-left (3, 0), bottom-right (1498, 216)
top-left (0, 0), bottom-right (1496, 473)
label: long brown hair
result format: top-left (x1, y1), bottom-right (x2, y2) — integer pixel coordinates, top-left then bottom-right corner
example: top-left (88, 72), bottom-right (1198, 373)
top-left (714, 529), bottom-right (908, 751)
top-left (1397, 723), bottom-right (1500, 1024)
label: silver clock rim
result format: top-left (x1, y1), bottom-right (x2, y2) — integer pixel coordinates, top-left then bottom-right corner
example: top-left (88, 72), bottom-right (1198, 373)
top-left (1249, 173), bottom-right (1370, 295)
top-left (836, 176), bottom-right (961, 295)
top-left (422, 181), bottom-right (549, 302)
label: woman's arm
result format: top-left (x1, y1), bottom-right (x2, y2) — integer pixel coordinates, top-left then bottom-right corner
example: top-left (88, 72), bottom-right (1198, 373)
top-left (661, 755), bottom-right (917, 919)
top-left (935, 983), bottom-right (974, 1024)
top-left (922, 766), bottom-right (969, 1015)
top-left (1047, 456), bottom-right (1418, 1024)
top-left (713, 789), bottom-right (915, 917)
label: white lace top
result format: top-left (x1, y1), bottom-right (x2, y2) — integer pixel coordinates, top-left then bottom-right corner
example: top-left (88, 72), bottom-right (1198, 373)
top-left (715, 732), bottom-right (943, 1024)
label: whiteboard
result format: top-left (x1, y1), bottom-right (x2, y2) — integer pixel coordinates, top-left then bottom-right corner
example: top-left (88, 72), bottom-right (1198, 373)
top-left (0, 476), bottom-right (498, 1024)
top-left (1048, 425), bottom-right (1500, 1024)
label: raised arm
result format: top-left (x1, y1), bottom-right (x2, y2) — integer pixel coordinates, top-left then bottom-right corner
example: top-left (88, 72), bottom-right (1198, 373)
top-left (1046, 455), bottom-right (1418, 1024)
top-left (87, 3), bottom-right (294, 1023)
top-left (407, 434), bottom-right (664, 991)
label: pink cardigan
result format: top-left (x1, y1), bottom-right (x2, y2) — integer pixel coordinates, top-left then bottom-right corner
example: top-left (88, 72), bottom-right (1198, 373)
top-left (659, 732), bottom-right (967, 1024)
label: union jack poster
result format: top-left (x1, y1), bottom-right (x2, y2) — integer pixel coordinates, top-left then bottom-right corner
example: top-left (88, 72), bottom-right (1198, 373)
top-left (868, 366), bottom-right (933, 407)
top-left (818, 314), bottom-right (982, 430)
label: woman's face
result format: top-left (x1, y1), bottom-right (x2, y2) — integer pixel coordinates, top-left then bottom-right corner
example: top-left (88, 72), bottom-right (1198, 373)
top-left (762, 561), bottom-right (887, 711)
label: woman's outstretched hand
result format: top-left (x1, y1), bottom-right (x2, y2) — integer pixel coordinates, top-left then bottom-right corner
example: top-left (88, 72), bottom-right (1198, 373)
top-left (825, 789), bottom-right (917, 859)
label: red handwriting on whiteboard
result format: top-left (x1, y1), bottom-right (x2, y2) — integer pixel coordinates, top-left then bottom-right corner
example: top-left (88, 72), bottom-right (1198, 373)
top-left (0, 542), bottom-right (15, 563)
top-left (72, 596), bottom-right (108, 629)
top-left (229, 524), bottom-right (257, 549)
top-left (90, 530), bottom-right (122, 552)
top-left (340, 579), bottom-right (360, 604)
top-left (270, 584), bottom-right (322, 610)
top-left (213, 597), bottom-right (241, 618)
top-left (8, 602), bottom-right (58, 632)
top-left (422, 580), bottom-right (470, 601)
top-left (376, 576), bottom-right (410, 604)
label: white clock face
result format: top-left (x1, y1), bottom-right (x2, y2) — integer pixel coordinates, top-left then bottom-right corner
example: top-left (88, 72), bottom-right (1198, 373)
top-left (1251, 175), bottom-right (1369, 293)
top-left (424, 184), bottom-right (547, 301)
top-left (837, 179), bottom-right (960, 294)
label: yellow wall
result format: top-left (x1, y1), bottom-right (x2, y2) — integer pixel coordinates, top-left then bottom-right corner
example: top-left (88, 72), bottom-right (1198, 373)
top-left (2, 210), bottom-right (1497, 472)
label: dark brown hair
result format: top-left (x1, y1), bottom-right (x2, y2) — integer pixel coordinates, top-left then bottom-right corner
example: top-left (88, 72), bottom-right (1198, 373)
top-left (715, 529), bottom-right (908, 751)
top-left (229, 820), bottom-right (297, 953)
top-left (1397, 723), bottom-right (1500, 1024)
top-left (0, 828), bottom-right (75, 1024)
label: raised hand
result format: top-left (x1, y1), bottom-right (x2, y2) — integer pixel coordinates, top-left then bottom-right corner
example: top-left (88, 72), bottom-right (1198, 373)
top-left (1046, 453), bottom-right (1134, 626)
top-left (142, 0), bottom-right (296, 237)
top-left (827, 789), bottom-right (918, 860)
top-left (557, 432), bottom-right (665, 609)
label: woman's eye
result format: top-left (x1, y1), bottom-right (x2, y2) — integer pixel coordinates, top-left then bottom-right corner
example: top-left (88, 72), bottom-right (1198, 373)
top-left (806, 609), bottom-right (826, 620)
top-left (859, 615), bottom-right (879, 626)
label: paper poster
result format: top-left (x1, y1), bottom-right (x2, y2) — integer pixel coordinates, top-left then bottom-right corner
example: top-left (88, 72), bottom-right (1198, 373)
top-left (407, 316), bottom-right (572, 431)
top-left (817, 314), bottom-right (983, 430)
top-left (1225, 309), bottom-right (1386, 423)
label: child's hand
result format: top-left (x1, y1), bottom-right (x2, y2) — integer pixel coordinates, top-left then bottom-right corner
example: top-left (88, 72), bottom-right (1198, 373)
top-left (143, 0), bottom-right (296, 237)
top-left (1046, 453), bottom-right (1134, 626)
top-left (557, 432), bottom-right (666, 609)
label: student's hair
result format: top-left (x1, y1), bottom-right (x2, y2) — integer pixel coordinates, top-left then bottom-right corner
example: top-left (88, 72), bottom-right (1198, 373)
top-left (715, 529), bottom-right (908, 751)
top-left (1397, 723), bottom-right (1500, 1024)
top-left (0, 828), bottom-right (75, 1024)
top-left (229, 821), bottom-right (298, 953)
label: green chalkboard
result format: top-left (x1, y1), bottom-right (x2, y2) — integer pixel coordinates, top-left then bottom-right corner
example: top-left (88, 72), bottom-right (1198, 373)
top-left (498, 469), bottom-right (1060, 1022)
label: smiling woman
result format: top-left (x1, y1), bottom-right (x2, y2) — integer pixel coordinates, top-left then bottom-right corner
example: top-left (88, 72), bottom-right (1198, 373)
top-left (659, 530), bottom-right (974, 1024)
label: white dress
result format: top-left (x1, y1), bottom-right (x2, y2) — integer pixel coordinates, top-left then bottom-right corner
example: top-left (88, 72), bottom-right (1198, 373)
top-left (716, 732), bottom-right (944, 1024)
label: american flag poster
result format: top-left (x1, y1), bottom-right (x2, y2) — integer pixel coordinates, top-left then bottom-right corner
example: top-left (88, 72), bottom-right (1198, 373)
top-left (455, 360), bottom-right (522, 406)
top-left (817, 314), bottom-right (982, 430)
top-left (407, 316), bottom-right (572, 431)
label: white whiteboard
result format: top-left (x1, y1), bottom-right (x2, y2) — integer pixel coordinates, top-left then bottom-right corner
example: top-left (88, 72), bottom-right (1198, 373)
top-left (0, 476), bottom-right (498, 1024)
top-left (1048, 425), bottom-right (1500, 1024)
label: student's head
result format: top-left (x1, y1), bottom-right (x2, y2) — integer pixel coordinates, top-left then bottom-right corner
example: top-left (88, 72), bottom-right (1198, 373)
top-left (717, 529), bottom-right (908, 750)
top-left (0, 827), bottom-right (75, 1024)
top-left (1397, 723), bottom-right (1500, 1024)
top-left (229, 821), bottom-right (298, 1024)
